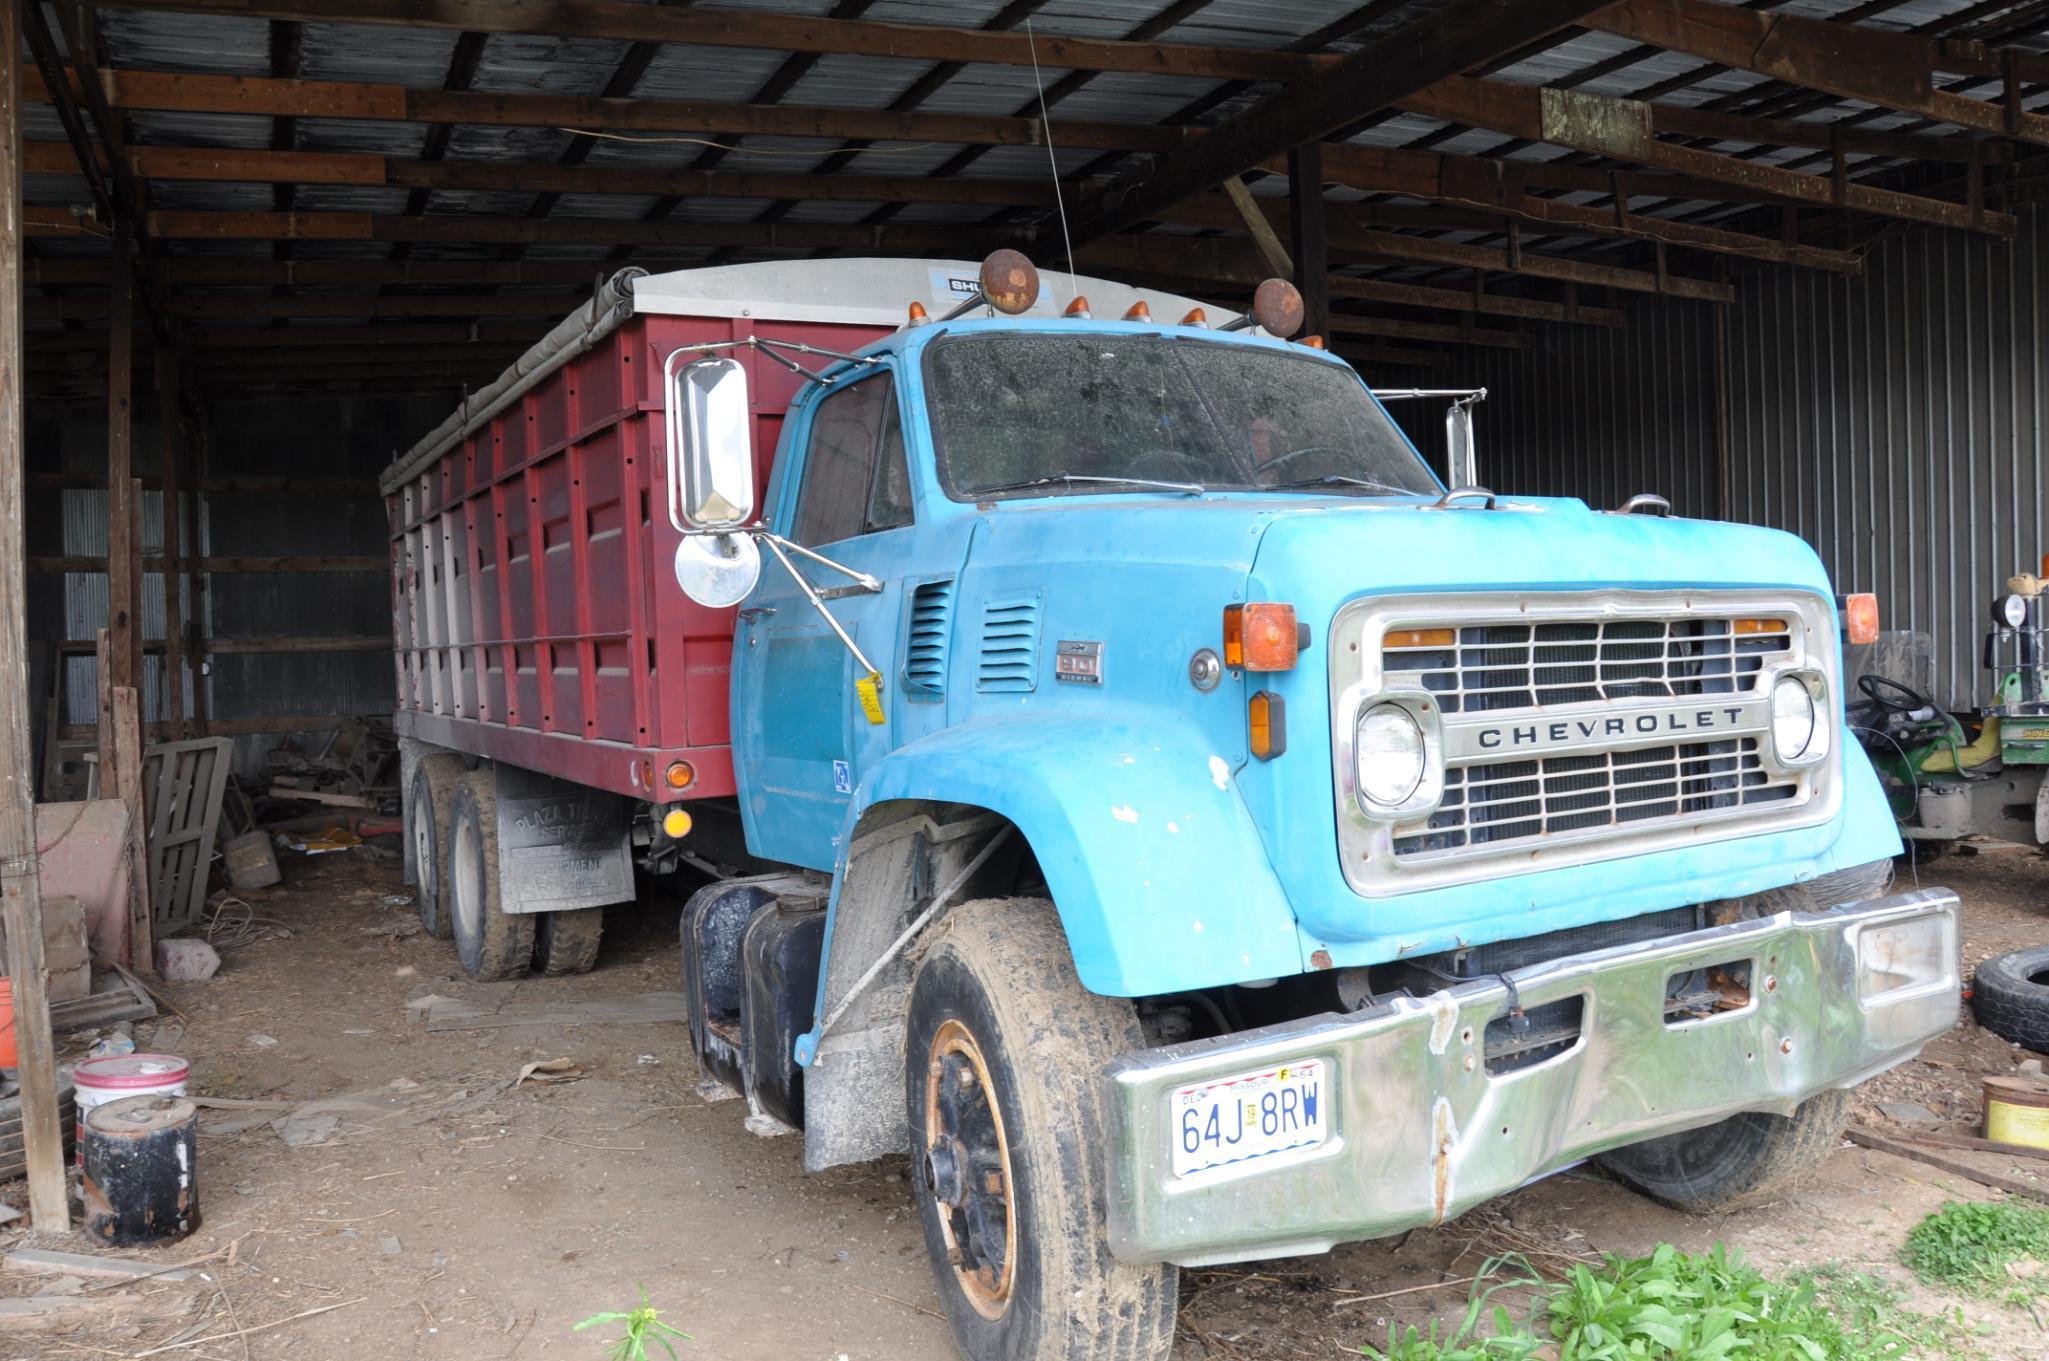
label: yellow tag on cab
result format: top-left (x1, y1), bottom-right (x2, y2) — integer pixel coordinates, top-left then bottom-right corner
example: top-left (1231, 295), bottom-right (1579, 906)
top-left (855, 670), bottom-right (886, 726)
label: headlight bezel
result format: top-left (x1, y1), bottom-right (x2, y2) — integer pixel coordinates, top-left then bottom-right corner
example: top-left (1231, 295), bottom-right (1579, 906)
top-left (1348, 692), bottom-right (1444, 820)
top-left (1767, 668), bottom-right (1831, 770)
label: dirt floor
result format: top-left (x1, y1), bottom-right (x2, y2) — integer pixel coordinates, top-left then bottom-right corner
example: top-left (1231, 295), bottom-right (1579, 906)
top-left (4, 843), bottom-right (2049, 1360)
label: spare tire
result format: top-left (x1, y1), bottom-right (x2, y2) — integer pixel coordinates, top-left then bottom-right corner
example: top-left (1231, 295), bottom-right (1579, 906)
top-left (1972, 947), bottom-right (2049, 1053)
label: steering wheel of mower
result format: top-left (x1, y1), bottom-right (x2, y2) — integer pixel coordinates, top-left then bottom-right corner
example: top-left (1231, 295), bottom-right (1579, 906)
top-left (1857, 672), bottom-right (1933, 715)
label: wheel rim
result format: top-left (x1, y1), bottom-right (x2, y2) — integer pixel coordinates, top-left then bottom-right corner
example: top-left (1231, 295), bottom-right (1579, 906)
top-left (450, 805), bottom-right (482, 944)
top-left (922, 1017), bottom-right (1017, 1321)
top-left (411, 793), bottom-right (437, 902)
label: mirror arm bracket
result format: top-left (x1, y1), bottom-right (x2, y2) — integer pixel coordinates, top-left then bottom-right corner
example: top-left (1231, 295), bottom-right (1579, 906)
top-left (755, 532), bottom-right (882, 678)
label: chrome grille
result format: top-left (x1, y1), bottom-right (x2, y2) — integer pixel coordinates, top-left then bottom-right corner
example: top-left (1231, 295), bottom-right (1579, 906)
top-left (1394, 736), bottom-right (1800, 859)
top-left (1383, 617), bottom-right (1792, 714)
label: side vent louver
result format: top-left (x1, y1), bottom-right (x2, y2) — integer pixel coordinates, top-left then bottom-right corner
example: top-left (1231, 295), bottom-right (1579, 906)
top-left (902, 579), bottom-right (955, 699)
top-left (976, 597), bottom-right (1041, 693)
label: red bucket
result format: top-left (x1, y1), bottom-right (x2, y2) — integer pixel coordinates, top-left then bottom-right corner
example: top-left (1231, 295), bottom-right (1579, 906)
top-left (0, 977), bottom-right (15, 1069)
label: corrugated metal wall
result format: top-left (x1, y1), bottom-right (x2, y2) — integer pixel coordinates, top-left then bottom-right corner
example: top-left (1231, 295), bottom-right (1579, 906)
top-left (1433, 199), bottom-right (2049, 708)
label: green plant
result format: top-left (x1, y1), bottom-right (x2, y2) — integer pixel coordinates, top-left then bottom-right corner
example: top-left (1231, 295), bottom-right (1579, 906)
top-left (573, 1285), bottom-right (692, 1361)
top-left (1902, 1200), bottom-right (2049, 1298)
top-left (1357, 1246), bottom-right (1960, 1361)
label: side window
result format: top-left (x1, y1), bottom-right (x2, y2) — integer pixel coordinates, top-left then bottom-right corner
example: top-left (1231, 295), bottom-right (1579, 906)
top-left (791, 374), bottom-right (913, 547)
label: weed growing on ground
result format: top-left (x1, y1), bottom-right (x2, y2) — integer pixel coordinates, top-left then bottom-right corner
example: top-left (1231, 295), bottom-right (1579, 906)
top-left (1901, 1200), bottom-right (2049, 1300)
top-left (1358, 1245), bottom-right (1961, 1361)
top-left (573, 1285), bottom-right (693, 1360)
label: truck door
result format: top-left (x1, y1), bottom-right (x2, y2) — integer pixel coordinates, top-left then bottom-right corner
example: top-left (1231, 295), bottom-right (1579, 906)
top-left (733, 369), bottom-right (915, 869)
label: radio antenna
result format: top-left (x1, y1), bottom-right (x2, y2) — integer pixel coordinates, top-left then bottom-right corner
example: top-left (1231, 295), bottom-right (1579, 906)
top-left (1025, 17), bottom-right (1077, 306)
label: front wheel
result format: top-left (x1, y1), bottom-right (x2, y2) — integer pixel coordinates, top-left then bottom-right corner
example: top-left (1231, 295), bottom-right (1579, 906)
top-left (1594, 1088), bottom-right (1850, 1212)
top-left (905, 899), bottom-right (1175, 1361)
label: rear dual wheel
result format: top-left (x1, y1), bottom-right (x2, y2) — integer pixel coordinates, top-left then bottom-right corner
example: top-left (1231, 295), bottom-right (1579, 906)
top-left (905, 899), bottom-right (1175, 1361)
top-left (443, 767), bottom-right (605, 980)
top-left (408, 753), bottom-right (467, 939)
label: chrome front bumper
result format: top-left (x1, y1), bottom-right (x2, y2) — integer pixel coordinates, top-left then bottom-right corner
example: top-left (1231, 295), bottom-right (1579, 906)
top-left (1104, 889), bottom-right (1961, 1266)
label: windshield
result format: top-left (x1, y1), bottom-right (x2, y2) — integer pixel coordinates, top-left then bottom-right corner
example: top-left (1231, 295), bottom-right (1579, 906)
top-left (923, 332), bottom-right (1438, 501)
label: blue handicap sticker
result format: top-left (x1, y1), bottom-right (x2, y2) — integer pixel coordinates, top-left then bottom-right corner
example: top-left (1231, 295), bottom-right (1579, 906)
top-left (832, 760), bottom-right (852, 794)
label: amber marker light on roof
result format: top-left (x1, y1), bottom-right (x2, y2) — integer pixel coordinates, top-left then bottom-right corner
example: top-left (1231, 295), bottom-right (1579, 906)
top-left (1299, 335), bottom-right (1326, 349)
top-left (1841, 594), bottom-right (1881, 646)
top-left (1223, 603), bottom-right (1299, 672)
top-left (1180, 308), bottom-right (1208, 327)
top-left (1122, 300), bottom-right (1152, 321)
top-left (906, 301), bottom-right (930, 326)
top-left (1063, 296), bottom-right (1092, 319)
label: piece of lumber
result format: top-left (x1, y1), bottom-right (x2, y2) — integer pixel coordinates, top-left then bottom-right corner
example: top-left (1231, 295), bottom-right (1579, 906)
top-left (0, 0), bottom-right (68, 1228)
top-left (424, 991), bottom-right (693, 1031)
top-left (266, 785), bottom-right (372, 808)
top-left (4, 1248), bottom-right (199, 1282)
top-left (1885, 1127), bottom-right (2049, 1163)
top-left (0, 1290), bottom-right (195, 1331)
top-left (1845, 1125), bottom-right (2049, 1202)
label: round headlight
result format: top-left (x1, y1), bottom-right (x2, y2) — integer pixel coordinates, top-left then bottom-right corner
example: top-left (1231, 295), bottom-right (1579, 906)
top-left (1356, 703), bottom-right (1426, 808)
top-left (1771, 675), bottom-right (1819, 763)
top-left (2000, 593), bottom-right (2029, 628)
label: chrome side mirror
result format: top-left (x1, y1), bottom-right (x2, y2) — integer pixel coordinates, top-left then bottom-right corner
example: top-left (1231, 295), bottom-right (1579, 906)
top-left (1445, 399), bottom-right (1478, 490)
top-left (664, 354), bottom-right (755, 530)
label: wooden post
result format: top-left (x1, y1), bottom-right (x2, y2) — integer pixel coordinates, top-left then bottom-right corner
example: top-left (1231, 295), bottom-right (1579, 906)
top-left (111, 686), bottom-right (151, 975)
top-left (188, 428), bottom-right (210, 735)
top-left (158, 353), bottom-right (185, 740)
top-left (106, 219), bottom-right (138, 695)
top-left (1287, 142), bottom-right (1330, 341)
top-left (0, 0), bottom-right (73, 1230)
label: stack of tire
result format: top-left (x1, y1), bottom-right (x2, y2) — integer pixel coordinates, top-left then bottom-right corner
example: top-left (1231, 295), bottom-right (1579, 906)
top-left (1973, 948), bottom-right (2049, 1053)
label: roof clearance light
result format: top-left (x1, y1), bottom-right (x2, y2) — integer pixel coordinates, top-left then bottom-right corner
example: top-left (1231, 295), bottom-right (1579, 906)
top-left (1063, 296), bottom-right (1093, 320)
top-left (1299, 335), bottom-right (1326, 350)
top-left (1223, 603), bottom-right (1300, 672)
top-left (1123, 299), bottom-right (1152, 321)
top-left (1180, 307), bottom-right (1209, 328)
top-left (1842, 593), bottom-right (1881, 646)
top-left (906, 301), bottom-right (930, 327)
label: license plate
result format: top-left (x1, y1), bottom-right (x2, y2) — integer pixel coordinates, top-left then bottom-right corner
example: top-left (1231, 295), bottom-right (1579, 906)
top-left (1170, 1058), bottom-right (1329, 1178)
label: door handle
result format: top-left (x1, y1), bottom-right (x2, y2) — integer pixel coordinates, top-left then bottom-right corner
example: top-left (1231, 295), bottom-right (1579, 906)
top-left (737, 607), bottom-right (777, 624)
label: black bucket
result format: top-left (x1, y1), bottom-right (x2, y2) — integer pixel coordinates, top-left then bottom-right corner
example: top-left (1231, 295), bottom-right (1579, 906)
top-left (82, 1094), bottom-right (201, 1247)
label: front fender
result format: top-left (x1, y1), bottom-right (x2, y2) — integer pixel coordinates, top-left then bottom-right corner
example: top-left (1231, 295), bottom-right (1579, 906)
top-left (841, 711), bottom-right (1305, 996)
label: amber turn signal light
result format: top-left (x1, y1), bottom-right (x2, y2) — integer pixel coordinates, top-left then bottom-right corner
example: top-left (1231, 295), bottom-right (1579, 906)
top-left (661, 808), bottom-right (694, 839)
top-left (1841, 593), bottom-right (1881, 646)
top-left (664, 760), bottom-right (695, 790)
top-left (1248, 691), bottom-right (1287, 761)
top-left (1224, 603), bottom-right (1299, 672)
top-left (1385, 627), bottom-right (1454, 650)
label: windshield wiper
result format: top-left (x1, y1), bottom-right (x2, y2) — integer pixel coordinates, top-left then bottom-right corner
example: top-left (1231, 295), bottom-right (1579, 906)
top-left (1264, 473), bottom-right (1416, 495)
top-left (973, 473), bottom-right (1205, 497)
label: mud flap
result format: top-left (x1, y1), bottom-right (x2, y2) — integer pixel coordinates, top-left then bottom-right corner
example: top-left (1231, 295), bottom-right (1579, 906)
top-left (491, 763), bottom-right (634, 914)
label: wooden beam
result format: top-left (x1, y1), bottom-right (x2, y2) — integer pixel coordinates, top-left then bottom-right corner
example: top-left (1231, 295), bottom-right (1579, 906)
top-left (106, 221), bottom-right (139, 695)
top-left (19, 3), bottom-right (117, 226)
top-left (127, 210), bottom-right (1027, 253)
top-left (158, 352), bottom-right (186, 741)
top-left (30, 554), bottom-right (387, 573)
top-left (1064, 0), bottom-right (1614, 242)
top-left (1592, 0), bottom-right (2049, 147)
top-left (1220, 176), bottom-right (1292, 277)
top-left (1404, 76), bottom-right (2016, 237)
top-left (55, 634), bottom-right (389, 655)
top-left (88, 1), bottom-right (1324, 83)
top-left (0, 0), bottom-right (70, 1234)
top-left (1326, 313), bottom-right (1524, 349)
top-left (28, 257), bottom-right (636, 287)
top-left (62, 713), bottom-right (366, 741)
top-left (1074, 234), bottom-right (1629, 324)
top-left (25, 66), bottom-right (1189, 156)
top-left (30, 292), bottom-right (573, 321)
top-left (1289, 142), bottom-right (1331, 339)
top-left (89, 143), bottom-right (1062, 208)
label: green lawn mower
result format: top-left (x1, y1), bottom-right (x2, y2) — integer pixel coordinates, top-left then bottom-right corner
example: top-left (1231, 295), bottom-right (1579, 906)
top-left (1853, 573), bottom-right (2049, 861)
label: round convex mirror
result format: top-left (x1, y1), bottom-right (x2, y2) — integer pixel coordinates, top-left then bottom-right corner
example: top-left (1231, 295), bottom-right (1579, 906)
top-left (674, 532), bottom-right (762, 609)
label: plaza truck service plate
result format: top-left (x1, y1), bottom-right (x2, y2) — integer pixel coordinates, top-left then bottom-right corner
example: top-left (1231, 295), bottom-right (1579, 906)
top-left (1171, 1058), bottom-right (1329, 1178)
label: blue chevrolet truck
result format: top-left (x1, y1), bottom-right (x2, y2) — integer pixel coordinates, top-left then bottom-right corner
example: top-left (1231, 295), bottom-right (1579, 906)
top-left (391, 252), bottom-right (1962, 1361)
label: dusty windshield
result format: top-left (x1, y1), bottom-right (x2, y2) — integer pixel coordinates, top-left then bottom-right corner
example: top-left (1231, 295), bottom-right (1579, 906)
top-left (923, 332), bottom-right (1438, 501)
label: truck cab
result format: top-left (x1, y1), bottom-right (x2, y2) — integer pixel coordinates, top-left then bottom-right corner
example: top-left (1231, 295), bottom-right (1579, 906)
top-left (394, 253), bottom-right (1962, 1361)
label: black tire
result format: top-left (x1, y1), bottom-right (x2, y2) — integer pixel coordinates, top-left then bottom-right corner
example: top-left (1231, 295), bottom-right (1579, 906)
top-left (409, 753), bottom-right (467, 939)
top-left (1898, 837), bottom-right (1954, 866)
top-left (534, 908), bottom-right (604, 976)
top-left (1972, 947), bottom-right (2049, 1053)
top-left (446, 769), bottom-right (534, 981)
top-left (1595, 1088), bottom-right (1850, 1213)
top-left (904, 899), bottom-right (1175, 1361)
